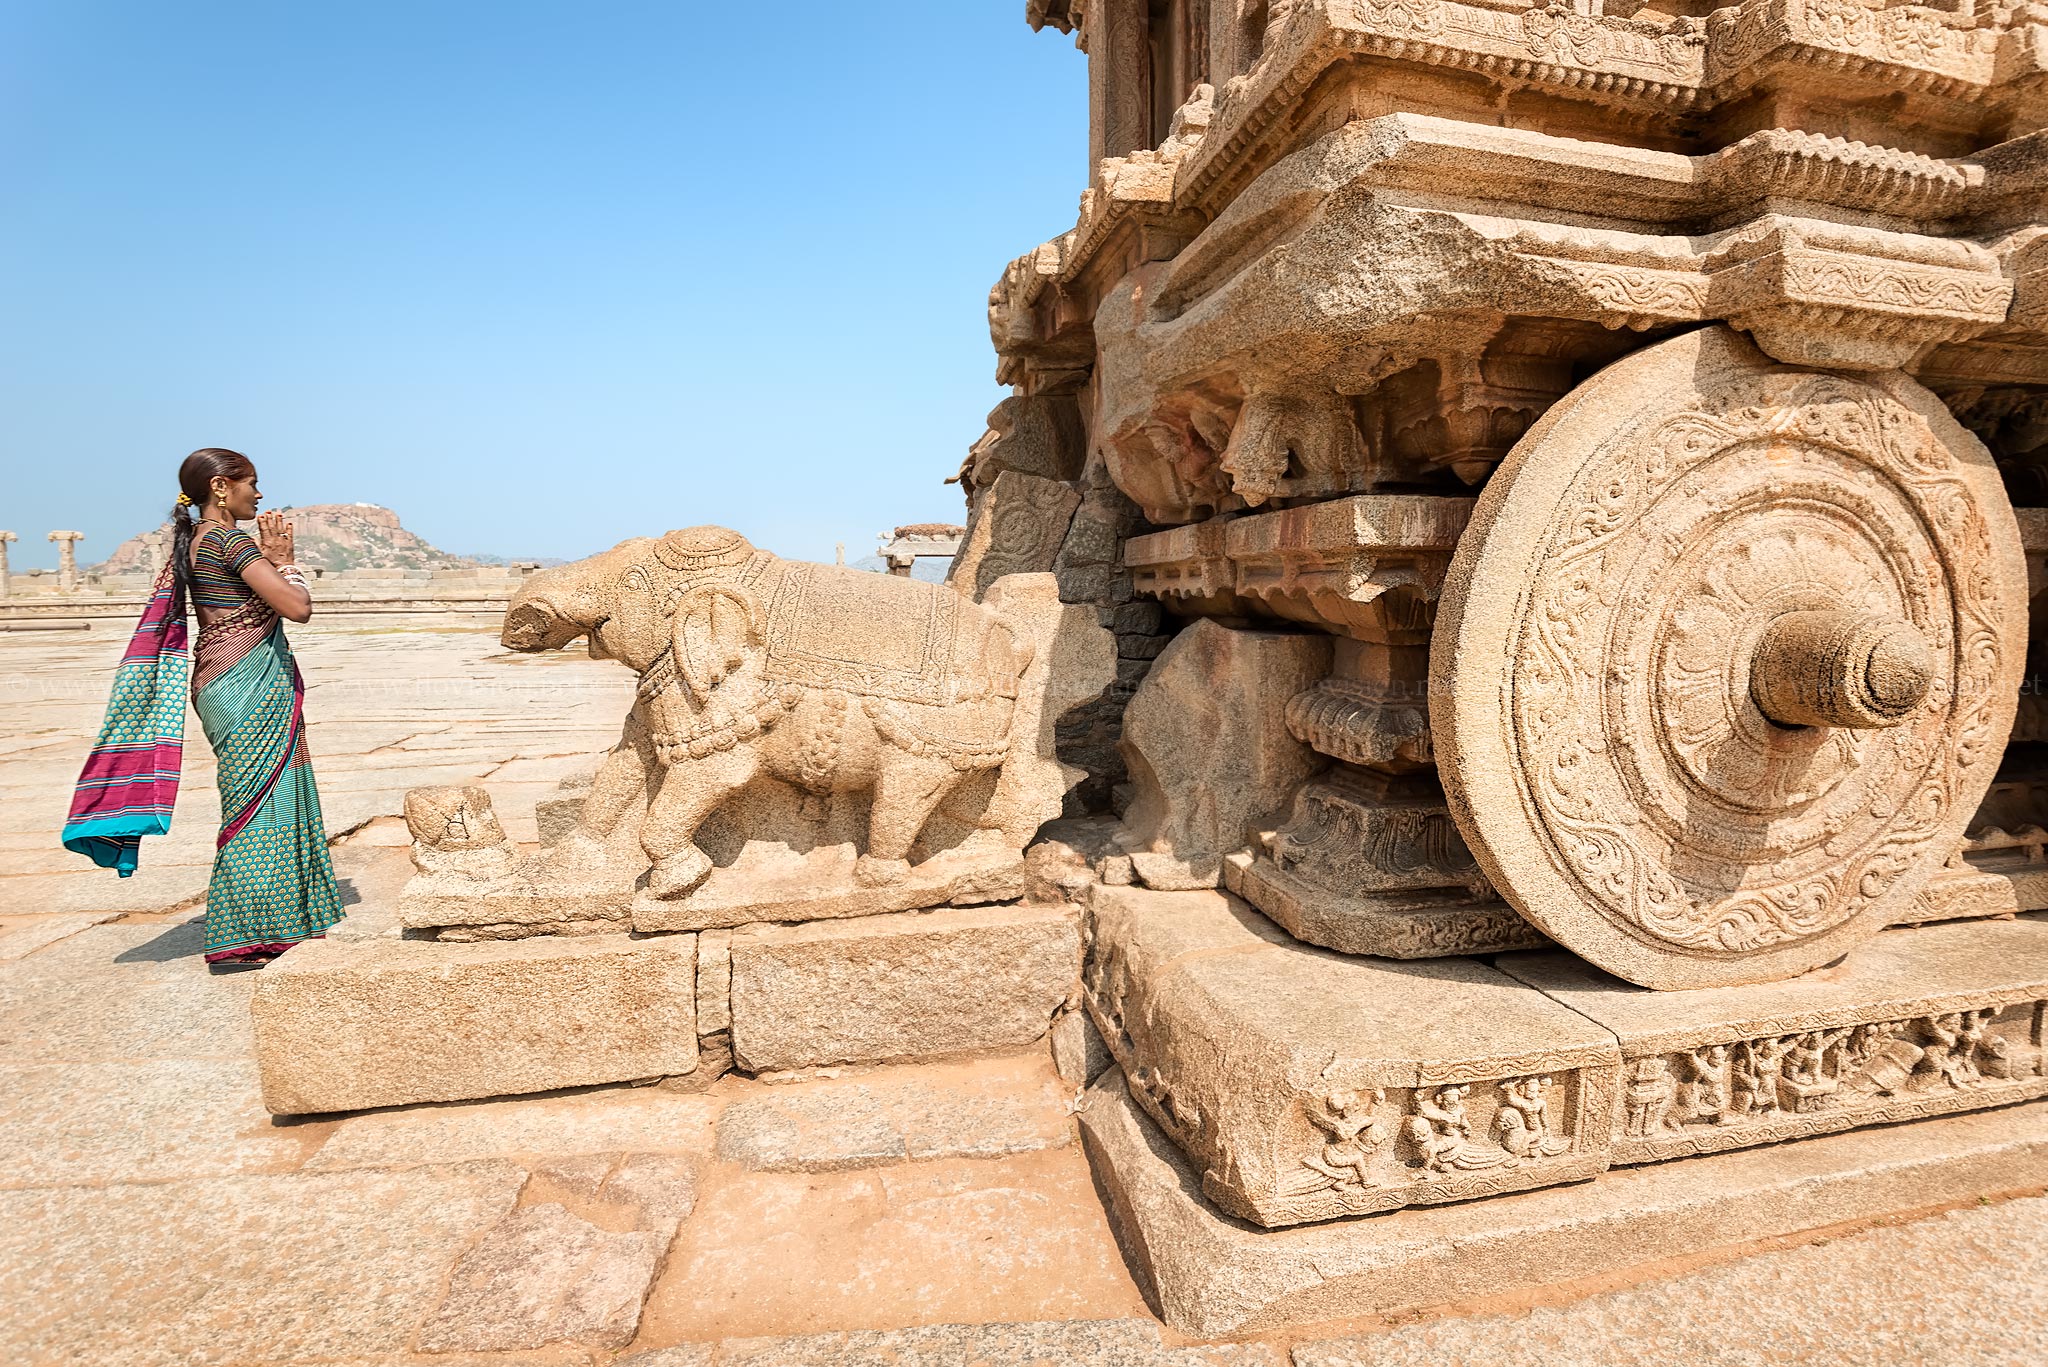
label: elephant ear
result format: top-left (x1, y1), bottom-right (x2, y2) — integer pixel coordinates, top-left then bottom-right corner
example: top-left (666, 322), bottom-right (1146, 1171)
top-left (671, 584), bottom-right (765, 702)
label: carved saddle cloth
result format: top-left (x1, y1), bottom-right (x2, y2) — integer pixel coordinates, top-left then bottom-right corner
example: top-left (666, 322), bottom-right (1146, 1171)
top-left (761, 563), bottom-right (1003, 706)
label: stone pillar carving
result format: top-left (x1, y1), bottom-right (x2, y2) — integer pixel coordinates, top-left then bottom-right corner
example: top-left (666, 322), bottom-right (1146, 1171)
top-left (0, 530), bottom-right (14, 598)
top-left (48, 530), bottom-right (83, 592)
top-left (1086, 0), bottom-right (1152, 177)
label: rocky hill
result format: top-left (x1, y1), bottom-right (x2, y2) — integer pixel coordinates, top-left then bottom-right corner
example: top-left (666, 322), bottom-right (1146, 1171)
top-left (92, 503), bottom-right (477, 574)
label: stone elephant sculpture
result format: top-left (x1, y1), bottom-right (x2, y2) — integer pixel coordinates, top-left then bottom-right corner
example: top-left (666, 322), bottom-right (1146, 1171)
top-left (500, 526), bottom-right (1036, 898)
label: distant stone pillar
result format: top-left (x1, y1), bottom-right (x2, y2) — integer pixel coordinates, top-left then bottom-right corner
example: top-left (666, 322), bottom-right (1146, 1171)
top-left (48, 530), bottom-right (84, 592)
top-left (0, 531), bottom-right (16, 597)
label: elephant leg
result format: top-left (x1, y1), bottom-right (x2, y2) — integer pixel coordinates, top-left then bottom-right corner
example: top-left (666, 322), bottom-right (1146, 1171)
top-left (642, 744), bottom-right (761, 899)
top-left (553, 711), bottom-right (655, 874)
top-left (855, 754), bottom-right (970, 887)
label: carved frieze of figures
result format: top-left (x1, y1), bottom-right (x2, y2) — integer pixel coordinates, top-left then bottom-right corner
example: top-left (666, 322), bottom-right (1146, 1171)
top-left (1496, 1075), bottom-right (1573, 1160)
top-left (1614, 1002), bottom-right (2048, 1163)
top-left (1622, 1056), bottom-right (1677, 1138)
top-left (1281, 1071), bottom-right (1595, 1215)
top-left (1404, 1083), bottom-right (1510, 1176)
top-left (1301, 1088), bottom-right (1388, 1191)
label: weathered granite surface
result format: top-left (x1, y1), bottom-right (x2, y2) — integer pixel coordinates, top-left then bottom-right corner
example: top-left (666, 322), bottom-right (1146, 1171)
top-left (727, 903), bottom-right (1081, 1072)
top-left (1079, 1071), bottom-right (2048, 1337)
top-left (252, 931), bottom-right (698, 1114)
top-left (1085, 885), bottom-right (1616, 1226)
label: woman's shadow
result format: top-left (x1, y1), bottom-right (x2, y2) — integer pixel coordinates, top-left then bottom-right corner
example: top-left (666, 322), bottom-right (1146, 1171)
top-left (111, 879), bottom-right (361, 962)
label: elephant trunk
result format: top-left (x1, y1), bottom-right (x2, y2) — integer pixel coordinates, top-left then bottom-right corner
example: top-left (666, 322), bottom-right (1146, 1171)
top-left (501, 566), bottom-right (601, 652)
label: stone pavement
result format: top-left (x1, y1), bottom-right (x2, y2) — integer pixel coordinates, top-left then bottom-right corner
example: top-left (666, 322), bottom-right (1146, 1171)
top-left (2, 621), bottom-right (2045, 1365)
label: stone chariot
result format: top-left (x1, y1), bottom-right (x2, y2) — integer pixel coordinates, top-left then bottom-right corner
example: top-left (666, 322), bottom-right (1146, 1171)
top-left (249, 0), bottom-right (2048, 1333)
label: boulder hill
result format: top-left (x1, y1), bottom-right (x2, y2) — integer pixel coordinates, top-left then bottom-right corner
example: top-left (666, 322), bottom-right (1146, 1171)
top-left (93, 503), bottom-right (475, 574)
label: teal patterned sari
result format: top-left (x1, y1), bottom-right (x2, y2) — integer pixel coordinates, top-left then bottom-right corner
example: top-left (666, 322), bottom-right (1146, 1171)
top-left (188, 526), bottom-right (343, 962)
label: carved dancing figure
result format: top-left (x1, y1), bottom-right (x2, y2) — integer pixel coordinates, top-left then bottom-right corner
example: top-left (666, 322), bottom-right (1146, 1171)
top-left (1953, 1009), bottom-right (1996, 1084)
top-left (1301, 1088), bottom-right (1387, 1190)
top-left (1403, 1083), bottom-right (1508, 1175)
top-left (1495, 1075), bottom-right (1572, 1159)
top-left (1847, 1020), bottom-right (1923, 1098)
top-left (1915, 1013), bottom-right (1972, 1089)
top-left (1678, 1043), bottom-right (1734, 1125)
top-left (1783, 1030), bottom-right (1844, 1114)
top-left (1622, 1056), bottom-right (1676, 1138)
top-left (1959, 1009), bottom-right (2025, 1080)
top-left (1734, 1036), bottom-right (1789, 1118)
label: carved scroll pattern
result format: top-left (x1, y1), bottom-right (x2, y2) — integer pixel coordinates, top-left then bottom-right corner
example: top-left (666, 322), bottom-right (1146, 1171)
top-left (1617, 1001), bottom-right (2048, 1162)
top-left (1512, 373), bottom-right (2011, 953)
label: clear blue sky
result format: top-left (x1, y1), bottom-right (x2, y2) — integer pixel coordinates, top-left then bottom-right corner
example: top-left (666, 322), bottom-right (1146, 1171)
top-left (0, 3), bottom-right (1087, 570)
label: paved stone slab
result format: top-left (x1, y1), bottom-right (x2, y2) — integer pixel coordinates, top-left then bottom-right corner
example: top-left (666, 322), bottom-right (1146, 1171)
top-left (1079, 1072), bottom-right (2048, 1337)
top-left (1290, 1194), bottom-right (2048, 1367)
top-left (418, 1202), bottom-right (665, 1352)
top-left (714, 1052), bottom-right (1074, 1172)
top-left (0, 1161), bottom-right (525, 1367)
top-left (0, 1057), bottom-right (310, 1187)
top-left (0, 920), bottom-right (257, 1065)
top-left (1050, 1008), bottom-right (1113, 1087)
top-left (252, 931), bottom-right (697, 1114)
top-left (285, 1356), bottom-right (596, 1367)
top-left (0, 911), bottom-right (119, 961)
top-left (306, 1087), bottom-right (718, 1172)
top-left (1500, 918), bottom-right (2048, 1164)
top-left (711, 1320), bottom-right (1280, 1365)
top-left (728, 904), bottom-right (1081, 1072)
top-left (599, 1152), bottom-right (701, 1230)
top-left (637, 1150), bottom-right (1150, 1342)
top-left (0, 864), bottom-right (210, 917)
top-left (1086, 885), bottom-right (1617, 1226)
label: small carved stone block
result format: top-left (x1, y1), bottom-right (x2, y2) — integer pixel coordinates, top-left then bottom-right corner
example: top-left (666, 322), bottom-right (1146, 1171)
top-left (404, 785), bottom-right (518, 881)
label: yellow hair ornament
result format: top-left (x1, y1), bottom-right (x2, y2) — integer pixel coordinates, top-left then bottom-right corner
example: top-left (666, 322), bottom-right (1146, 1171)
top-left (176, 493), bottom-right (194, 507)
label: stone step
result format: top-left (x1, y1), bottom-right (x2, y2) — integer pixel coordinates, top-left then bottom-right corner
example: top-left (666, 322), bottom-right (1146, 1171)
top-left (253, 900), bottom-right (1084, 1114)
top-left (1084, 885), bottom-right (1617, 1227)
top-left (1084, 886), bottom-right (2048, 1230)
top-left (1080, 1073), bottom-right (2048, 1337)
top-left (251, 932), bottom-right (700, 1115)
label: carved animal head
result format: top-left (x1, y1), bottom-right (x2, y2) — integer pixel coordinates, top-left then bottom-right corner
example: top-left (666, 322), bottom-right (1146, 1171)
top-left (501, 527), bottom-right (769, 682)
top-left (501, 550), bottom-right (633, 652)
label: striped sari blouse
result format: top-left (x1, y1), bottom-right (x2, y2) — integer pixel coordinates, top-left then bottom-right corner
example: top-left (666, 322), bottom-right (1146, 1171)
top-left (191, 525), bottom-right (265, 610)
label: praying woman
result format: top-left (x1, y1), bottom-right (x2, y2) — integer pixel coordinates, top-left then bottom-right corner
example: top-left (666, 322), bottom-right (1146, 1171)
top-left (63, 447), bottom-right (344, 972)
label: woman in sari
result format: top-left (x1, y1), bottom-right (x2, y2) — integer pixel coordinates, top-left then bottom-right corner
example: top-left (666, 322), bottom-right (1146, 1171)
top-left (64, 447), bottom-right (343, 972)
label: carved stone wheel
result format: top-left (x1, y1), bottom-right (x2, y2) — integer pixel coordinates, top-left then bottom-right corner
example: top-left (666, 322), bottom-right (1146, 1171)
top-left (1430, 326), bottom-right (2026, 990)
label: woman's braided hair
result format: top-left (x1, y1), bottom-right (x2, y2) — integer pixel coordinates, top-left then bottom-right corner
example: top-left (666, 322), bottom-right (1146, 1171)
top-left (169, 448), bottom-right (255, 615)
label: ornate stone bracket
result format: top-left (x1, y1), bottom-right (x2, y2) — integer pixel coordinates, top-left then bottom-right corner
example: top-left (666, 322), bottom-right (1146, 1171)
top-left (1124, 494), bottom-right (1471, 641)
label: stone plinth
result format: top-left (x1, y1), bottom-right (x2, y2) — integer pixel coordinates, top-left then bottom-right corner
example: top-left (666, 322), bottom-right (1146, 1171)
top-left (251, 933), bottom-right (697, 1115)
top-left (1079, 1072), bottom-right (2048, 1337)
top-left (1499, 919), bottom-right (2048, 1165)
top-left (728, 904), bottom-right (1082, 1073)
top-left (632, 846), bottom-right (1025, 933)
top-left (1085, 885), bottom-right (1617, 1227)
top-left (1222, 850), bottom-right (1545, 959)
